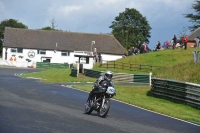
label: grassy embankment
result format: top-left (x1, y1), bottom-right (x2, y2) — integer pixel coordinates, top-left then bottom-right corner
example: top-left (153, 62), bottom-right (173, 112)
top-left (21, 47), bottom-right (200, 124)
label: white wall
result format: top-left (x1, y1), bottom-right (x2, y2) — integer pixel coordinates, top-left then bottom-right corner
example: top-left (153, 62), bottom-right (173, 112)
top-left (2, 48), bottom-right (75, 64)
top-left (101, 53), bottom-right (123, 63)
top-left (2, 48), bottom-right (123, 68)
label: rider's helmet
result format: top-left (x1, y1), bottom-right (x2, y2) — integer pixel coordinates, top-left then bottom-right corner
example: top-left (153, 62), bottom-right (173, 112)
top-left (104, 71), bottom-right (113, 81)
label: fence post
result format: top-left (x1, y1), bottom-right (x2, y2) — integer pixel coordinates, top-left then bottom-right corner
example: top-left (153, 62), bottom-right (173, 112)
top-left (107, 61), bottom-right (108, 69)
top-left (140, 65), bottom-right (141, 70)
top-left (149, 72), bottom-right (152, 86)
top-left (130, 64), bottom-right (132, 71)
top-left (77, 63), bottom-right (79, 77)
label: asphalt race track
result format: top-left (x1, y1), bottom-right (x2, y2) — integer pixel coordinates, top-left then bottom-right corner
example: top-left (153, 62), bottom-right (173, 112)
top-left (0, 67), bottom-right (199, 133)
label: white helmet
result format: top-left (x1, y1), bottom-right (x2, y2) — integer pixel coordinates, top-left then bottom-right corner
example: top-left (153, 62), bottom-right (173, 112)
top-left (104, 71), bottom-right (113, 81)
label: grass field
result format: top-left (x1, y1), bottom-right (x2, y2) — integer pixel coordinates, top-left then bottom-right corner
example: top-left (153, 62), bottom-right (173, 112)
top-left (94, 48), bottom-right (200, 84)
top-left (21, 47), bottom-right (200, 125)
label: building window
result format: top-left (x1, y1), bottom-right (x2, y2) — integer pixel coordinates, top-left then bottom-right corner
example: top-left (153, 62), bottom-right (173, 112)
top-left (80, 57), bottom-right (86, 64)
top-left (10, 48), bottom-right (23, 53)
top-left (17, 48), bottom-right (23, 53)
top-left (61, 51), bottom-right (70, 56)
top-left (11, 48), bottom-right (17, 53)
top-left (38, 50), bottom-right (46, 55)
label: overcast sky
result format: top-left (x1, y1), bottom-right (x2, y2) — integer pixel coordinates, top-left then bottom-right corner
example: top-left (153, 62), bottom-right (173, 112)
top-left (0, 0), bottom-right (195, 49)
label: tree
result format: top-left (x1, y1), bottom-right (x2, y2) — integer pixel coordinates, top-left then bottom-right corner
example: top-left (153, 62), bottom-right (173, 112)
top-left (178, 27), bottom-right (188, 38)
top-left (0, 19), bottom-right (28, 56)
top-left (109, 8), bottom-right (151, 49)
top-left (184, 0), bottom-right (200, 31)
top-left (40, 18), bottom-right (60, 31)
top-left (40, 26), bottom-right (55, 30)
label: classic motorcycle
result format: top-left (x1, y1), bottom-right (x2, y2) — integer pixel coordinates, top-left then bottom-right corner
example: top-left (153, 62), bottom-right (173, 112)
top-left (85, 81), bottom-right (116, 117)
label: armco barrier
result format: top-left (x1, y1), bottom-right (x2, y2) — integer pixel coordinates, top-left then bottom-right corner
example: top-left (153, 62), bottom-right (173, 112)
top-left (83, 69), bottom-right (151, 84)
top-left (83, 69), bottom-right (103, 78)
top-left (151, 78), bottom-right (200, 109)
top-left (36, 62), bottom-right (69, 68)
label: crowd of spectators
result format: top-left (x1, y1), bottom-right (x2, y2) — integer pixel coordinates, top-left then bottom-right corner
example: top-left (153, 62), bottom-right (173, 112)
top-left (124, 43), bottom-right (149, 57)
top-left (123, 34), bottom-right (200, 58)
top-left (153, 35), bottom-right (189, 51)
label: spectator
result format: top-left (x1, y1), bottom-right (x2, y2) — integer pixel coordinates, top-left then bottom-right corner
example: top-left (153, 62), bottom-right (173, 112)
top-left (160, 46), bottom-right (164, 51)
top-left (98, 52), bottom-right (102, 63)
top-left (166, 40), bottom-right (169, 49)
top-left (131, 46), bottom-right (135, 54)
top-left (163, 42), bottom-right (167, 49)
top-left (156, 41), bottom-right (161, 51)
top-left (172, 35), bottom-right (177, 49)
top-left (184, 35), bottom-right (188, 50)
top-left (133, 47), bottom-right (139, 55)
top-left (94, 52), bottom-right (98, 62)
top-left (181, 37), bottom-right (185, 48)
top-left (143, 43), bottom-right (148, 53)
top-left (195, 36), bottom-right (200, 47)
top-left (128, 49), bottom-right (132, 56)
top-left (175, 43), bottom-right (181, 48)
top-left (140, 44), bottom-right (144, 54)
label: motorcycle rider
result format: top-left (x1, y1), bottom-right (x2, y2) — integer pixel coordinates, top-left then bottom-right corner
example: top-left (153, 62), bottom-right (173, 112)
top-left (88, 70), bottom-right (114, 100)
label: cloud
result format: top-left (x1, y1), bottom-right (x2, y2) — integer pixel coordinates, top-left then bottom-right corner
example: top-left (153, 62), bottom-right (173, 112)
top-left (0, 0), bottom-right (196, 48)
top-left (52, 5), bottom-right (82, 17)
top-left (0, 1), bottom-right (5, 13)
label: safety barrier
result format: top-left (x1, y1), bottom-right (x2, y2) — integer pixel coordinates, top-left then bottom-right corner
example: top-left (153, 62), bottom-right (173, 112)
top-left (83, 69), bottom-right (103, 78)
top-left (151, 78), bottom-right (200, 109)
top-left (36, 62), bottom-right (69, 68)
top-left (83, 69), bottom-right (151, 84)
top-left (70, 69), bottom-right (78, 77)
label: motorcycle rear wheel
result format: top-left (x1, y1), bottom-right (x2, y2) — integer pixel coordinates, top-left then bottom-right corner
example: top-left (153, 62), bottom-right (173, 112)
top-left (99, 99), bottom-right (110, 117)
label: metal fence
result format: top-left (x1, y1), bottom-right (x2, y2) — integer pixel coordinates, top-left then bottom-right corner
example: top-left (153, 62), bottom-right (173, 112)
top-left (99, 61), bottom-right (160, 72)
top-left (36, 62), bottom-right (69, 68)
top-left (151, 78), bottom-right (200, 109)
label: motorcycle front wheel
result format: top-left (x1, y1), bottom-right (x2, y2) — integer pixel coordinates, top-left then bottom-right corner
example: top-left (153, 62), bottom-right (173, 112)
top-left (85, 99), bottom-right (93, 114)
top-left (99, 98), bottom-right (110, 117)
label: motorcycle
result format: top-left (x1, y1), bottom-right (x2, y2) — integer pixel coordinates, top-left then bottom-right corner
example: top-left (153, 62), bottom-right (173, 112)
top-left (85, 80), bottom-right (116, 117)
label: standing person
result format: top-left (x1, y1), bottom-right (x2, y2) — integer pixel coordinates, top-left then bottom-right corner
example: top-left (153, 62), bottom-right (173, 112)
top-left (172, 35), bottom-right (177, 49)
top-left (184, 35), bottom-right (188, 50)
top-left (195, 36), bottom-right (199, 47)
top-left (163, 42), bottom-right (166, 49)
top-left (143, 43), bottom-right (147, 53)
top-left (181, 37), bottom-right (185, 48)
top-left (140, 44), bottom-right (144, 54)
top-left (156, 41), bottom-right (161, 51)
top-left (94, 52), bottom-right (98, 63)
top-left (144, 44), bottom-right (148, 52)
top-left (166, 40), bottom-right (169, 49)
top-left (98, 52), bottom-right (102, 63)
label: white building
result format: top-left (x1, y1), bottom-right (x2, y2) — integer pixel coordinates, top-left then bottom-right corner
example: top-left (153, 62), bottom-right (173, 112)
top-left (2, 27), bottom-right (125, 69)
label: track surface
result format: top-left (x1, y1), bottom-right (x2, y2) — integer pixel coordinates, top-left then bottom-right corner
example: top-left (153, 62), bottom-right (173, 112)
top-left (0, 67), bottom-right (199, 133)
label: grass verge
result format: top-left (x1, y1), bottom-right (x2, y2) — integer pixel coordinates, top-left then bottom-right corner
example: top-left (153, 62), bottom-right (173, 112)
top-left (74, 85), bottom-right (200, 125)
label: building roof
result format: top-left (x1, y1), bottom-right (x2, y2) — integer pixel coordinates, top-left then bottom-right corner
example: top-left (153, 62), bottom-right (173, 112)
top-left (3, 27), bottom-right (124, 55)
top-left (188, 27), bottom-right (200, 41)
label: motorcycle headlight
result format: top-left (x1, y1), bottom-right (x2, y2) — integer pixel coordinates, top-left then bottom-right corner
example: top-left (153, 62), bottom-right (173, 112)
top-left (106, 87), bottom-right (115, 95)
